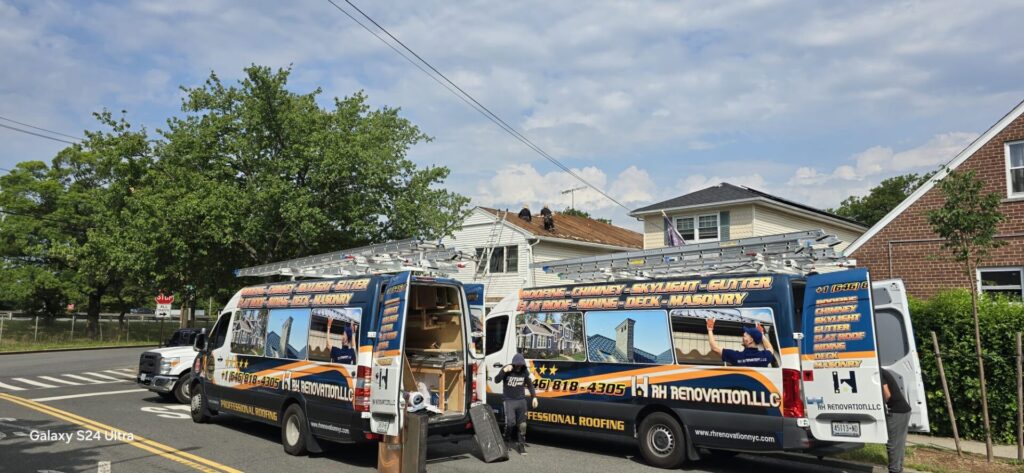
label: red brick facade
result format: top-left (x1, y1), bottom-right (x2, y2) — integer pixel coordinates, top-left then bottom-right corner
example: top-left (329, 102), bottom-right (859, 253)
top-left (851, 108), bottom-right (1024, 299)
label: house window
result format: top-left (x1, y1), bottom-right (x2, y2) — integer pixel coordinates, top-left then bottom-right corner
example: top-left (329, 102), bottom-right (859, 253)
top-left (675, 214), bottom-right (720, 243)
top-left (475, 245), bottom-right (519, 273)
top-left (978, 268), bottom-right (1023, 301)
top-left (1009, 141), bottom-right (1024, 197)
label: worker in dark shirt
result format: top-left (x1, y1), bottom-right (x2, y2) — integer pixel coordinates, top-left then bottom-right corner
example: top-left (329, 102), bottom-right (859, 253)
top-left (881, 368), bottom-right (912, 473)
top-left (518, 205), bottom-right (532, 222)
top-left (494, 353), bottom-right (538, 455)
top-left (706, 318), bottom-right (775, 367)
top-left (327, 321), bottom-right (356, 365)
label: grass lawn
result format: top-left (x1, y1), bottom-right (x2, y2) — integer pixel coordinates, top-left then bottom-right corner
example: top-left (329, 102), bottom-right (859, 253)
top-left (0, 318), bottom-right (209, 353)
top-left (838, 443), bottom-right (1024, 473)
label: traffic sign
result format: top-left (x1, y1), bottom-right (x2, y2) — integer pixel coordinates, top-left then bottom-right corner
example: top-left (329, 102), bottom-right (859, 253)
top-left (155, 304), bottom-right (172, 319)
top-left (155, 293), bottom-right (174, 305)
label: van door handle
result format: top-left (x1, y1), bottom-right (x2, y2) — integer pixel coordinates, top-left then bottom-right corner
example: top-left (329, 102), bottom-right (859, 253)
top-left (216, 357), bottom-right (224, 362)
top-left (492, 363), bottom-right (503, 368)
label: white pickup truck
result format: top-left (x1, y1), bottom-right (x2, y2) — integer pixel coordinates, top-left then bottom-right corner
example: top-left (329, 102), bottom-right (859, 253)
top-left (136, 328), bottom-right (201, 403)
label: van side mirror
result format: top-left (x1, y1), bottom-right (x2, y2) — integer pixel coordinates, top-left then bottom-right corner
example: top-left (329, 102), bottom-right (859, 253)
top-left (193, 333), bottom-right (208, 352)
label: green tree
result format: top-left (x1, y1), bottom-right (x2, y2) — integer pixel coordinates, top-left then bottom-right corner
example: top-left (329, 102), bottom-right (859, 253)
top-left (560, 207), bottom-right (611, 224)
top-left (126, 65), bottom-right (469, 325)
top-left (0, 112), bottom-right (151, 335)
top-left (831, 172), bottom-right (933, 226)
top-left (927, 169), bottom-right (1005, 461)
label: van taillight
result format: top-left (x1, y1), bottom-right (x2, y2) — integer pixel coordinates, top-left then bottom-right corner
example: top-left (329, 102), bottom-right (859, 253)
top-left (470, 362), bottom-right (480, 403)
top-left (354, 365), bottom-right (372, 412)
top-left (782, 368), bottom-right (805, 418)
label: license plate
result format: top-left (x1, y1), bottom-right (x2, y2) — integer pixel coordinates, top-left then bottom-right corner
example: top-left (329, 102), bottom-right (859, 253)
top-left (831, 421), bottom-right (861, 437)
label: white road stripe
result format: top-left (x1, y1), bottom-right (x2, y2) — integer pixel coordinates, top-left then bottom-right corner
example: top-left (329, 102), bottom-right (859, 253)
top-left (83, 372), bottom-right (121, 381)
top-left (11, 378), bottom-right (58, 389)
top-left (102, 370), bottom-right (135, 379)
top-left (32, 388), bottom-right (147, 402)
top-left (110, 368), bottom-right (137, 375)
top-left (61, 374), bottom-right (110, 384)
top-left (0, 381), bottom-right (26, 391)
top-left (39, 376), bottom-right (82, 386)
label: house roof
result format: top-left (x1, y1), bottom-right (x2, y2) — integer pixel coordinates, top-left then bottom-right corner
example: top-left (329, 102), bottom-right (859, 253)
top-left (586, 334), bottom-right (673, 364)
top-left (479, 207), bottom-right (642, 250)
top-left (630, 182), bottom-right (867, 229)
top-left (846, 99), bottom-right (1024, 255)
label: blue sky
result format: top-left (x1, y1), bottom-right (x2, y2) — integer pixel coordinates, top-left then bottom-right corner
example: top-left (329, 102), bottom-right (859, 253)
top-left (2, 1), bottom-right (1024, 229)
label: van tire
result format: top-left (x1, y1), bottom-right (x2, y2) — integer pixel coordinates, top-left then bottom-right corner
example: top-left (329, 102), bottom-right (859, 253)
top-left (638, 412), bottom-right (686, 469)
top-left (282, 404), bottom-right (309, 456)
top-left (173, 372), bottom-right (192, 404)
top-left (190, 387), bottom-right (210, 424)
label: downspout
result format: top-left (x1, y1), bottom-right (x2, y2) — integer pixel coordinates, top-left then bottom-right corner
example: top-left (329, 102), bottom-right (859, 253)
top-left (527, 238), bottom-right (541, 287)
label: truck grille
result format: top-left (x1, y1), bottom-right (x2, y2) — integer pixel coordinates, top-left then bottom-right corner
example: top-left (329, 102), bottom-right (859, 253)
top-left (138, 352), bottom-right (161, 376)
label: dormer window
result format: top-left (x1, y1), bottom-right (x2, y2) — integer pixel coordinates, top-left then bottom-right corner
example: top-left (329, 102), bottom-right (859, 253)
top-left (1007, 141), bottom-right (1024, 197)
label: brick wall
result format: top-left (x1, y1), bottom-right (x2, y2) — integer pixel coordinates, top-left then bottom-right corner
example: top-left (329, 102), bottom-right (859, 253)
top-left (851, 109), bottom-right (1024, 299)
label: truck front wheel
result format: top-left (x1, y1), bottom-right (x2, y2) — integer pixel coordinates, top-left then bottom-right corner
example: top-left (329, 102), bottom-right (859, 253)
top-left (173, 372), bottom-right (193, 404)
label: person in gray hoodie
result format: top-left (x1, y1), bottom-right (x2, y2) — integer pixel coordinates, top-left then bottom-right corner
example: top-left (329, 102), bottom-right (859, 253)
top-left (493, 353), bottom-right (538, 454)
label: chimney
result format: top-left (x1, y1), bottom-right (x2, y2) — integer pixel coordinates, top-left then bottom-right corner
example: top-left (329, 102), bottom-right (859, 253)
top-left (615, 318), bottom-right (635, 360)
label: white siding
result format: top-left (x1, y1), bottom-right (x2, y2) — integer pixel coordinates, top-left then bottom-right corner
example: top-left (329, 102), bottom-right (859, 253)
top-left (442, 209), bottom-right (531, 305)
top-left (532, 242), bottom-right (623, 287)
top-left (752, 206), bottom-right (863, 252)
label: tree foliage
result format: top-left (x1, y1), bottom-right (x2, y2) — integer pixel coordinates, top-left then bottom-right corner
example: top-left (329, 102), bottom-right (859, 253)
top-left (831, 172), bottom-right (933, 226)
top-left (0, 65), bottom-right (469, 335)
top-left (560, 207), bottom-right (611, 224)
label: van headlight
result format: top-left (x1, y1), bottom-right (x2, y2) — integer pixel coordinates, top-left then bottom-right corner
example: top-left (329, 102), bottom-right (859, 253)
top-left (159, 357), bottom-right (181, 374)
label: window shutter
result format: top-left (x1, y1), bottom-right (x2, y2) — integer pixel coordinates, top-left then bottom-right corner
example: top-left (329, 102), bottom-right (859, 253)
top-left (719, 211), bottom-right (730, 241)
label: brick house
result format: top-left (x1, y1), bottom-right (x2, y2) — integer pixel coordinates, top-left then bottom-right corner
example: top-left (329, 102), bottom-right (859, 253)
top-left (846, 100), bottom-right (1024, 300)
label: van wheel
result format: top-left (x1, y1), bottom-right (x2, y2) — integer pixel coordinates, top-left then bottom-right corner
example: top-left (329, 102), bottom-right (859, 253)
top-left (638, 412), bottom-right (686, 469)
top-left (282, 404), bottom-right (309, 456)
top-left (190, 387), bottom-right (210, 424)
top-left (173, 372), bottom-right (192, 404)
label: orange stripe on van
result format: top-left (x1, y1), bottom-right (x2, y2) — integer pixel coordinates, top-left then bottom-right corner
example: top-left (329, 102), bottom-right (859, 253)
top-left (359, 346), bottom-right (372, 353)
top-left (534, 366), bottom-right (779, 402)
top-left (780, 347), bottom-right (798, 356)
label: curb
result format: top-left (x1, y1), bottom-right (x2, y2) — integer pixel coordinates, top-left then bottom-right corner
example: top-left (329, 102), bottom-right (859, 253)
top-left (0, 344), bottom-right (159, 355)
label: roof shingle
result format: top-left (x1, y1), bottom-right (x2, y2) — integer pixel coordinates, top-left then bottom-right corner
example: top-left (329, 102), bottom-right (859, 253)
top-left (480, 207), bottom-right (642, 249)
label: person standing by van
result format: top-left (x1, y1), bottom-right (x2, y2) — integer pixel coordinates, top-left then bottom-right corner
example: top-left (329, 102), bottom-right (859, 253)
top-left (494, 353), bottom-right (538, 455)
top-left (881, 368), bottom-right (911, 473)
top-left (706, 318), bottom-right (775, 367)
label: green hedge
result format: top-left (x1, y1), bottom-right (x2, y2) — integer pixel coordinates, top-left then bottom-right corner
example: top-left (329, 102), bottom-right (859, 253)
top-left (909, 289), bottom-right (1024, 443)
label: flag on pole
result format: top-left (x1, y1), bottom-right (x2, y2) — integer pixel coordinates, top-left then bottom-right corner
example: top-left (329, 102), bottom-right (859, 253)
top-left (663, 211), bottom-right (686, 246)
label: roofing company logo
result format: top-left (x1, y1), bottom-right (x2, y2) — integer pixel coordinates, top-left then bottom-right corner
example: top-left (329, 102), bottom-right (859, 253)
top-left (155, 293), bottom-right (175, 305)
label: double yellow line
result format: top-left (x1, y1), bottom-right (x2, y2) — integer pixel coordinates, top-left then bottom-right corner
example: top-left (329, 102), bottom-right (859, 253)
top-left (0, 392), bottom-right (242, 473)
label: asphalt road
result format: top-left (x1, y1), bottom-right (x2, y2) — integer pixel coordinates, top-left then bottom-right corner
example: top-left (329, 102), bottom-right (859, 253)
top-left (0, 348), bottom-right (880, 473)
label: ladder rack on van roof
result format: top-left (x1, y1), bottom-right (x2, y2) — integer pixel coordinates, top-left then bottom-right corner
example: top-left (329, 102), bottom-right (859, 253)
top-left (234, 238), bottom-right (474, 278)
top-left (534, 230), bottom-right (854, 282)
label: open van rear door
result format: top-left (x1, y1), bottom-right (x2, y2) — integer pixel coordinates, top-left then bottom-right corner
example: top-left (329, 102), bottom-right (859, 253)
top-left (370, 271), bottom-right (412, 437)
top-left (465, 283), bottom-right (487, 403)
top-left (873, 279), bottom-right (930, 433)
top-left (801, 269), bottom-right (888, 443)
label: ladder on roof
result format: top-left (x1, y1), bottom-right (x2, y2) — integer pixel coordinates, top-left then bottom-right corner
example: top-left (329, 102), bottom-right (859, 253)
top-left (533, 230), bottom-right (854, 283)
top-left (234, 238), bottom-right (475, 278)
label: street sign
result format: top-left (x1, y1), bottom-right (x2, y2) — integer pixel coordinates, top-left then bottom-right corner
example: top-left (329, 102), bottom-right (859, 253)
top-left (155, 293), bottom-right (174, 319)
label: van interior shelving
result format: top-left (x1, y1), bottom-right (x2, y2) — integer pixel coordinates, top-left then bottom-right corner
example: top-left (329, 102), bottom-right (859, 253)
top-left (402, 283), bottom-right (466, 421)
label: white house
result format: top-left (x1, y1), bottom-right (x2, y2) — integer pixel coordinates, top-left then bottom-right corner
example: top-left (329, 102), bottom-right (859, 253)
top-left (443, 207), bottom-right (643, 308)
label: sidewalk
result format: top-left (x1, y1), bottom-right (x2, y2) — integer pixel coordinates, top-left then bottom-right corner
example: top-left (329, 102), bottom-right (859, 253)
top-left (908, 434), bottom-right (1021, 460)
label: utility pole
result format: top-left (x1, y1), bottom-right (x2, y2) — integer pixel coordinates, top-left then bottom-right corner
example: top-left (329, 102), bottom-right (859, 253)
top-left (561, 186), bottom-right (587, 210)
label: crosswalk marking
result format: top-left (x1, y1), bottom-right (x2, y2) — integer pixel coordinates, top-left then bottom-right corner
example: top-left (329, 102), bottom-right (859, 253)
top-left (11, 378), bottom-right (58, 389)
top-left (102, 370), bottom-right (135, 379)
top-left (38, 376), bottom-right (82, 386)
top-left (0, 381), bottom-right (26, 391)
top-left (83, 372), bottom-right (120, 381)
top-left (60, 374), bottom-right (112, 384)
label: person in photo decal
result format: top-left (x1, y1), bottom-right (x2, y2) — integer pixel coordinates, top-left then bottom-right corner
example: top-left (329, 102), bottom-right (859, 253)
top-left (327, 319), bottom-right (356, 365)
top-left (494, 353), bottom-right (538, 455)
top-left (706, 318), bottom-right (775, 367)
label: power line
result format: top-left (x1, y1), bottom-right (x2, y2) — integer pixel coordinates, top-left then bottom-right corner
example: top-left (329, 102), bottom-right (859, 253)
top-left (0, 115), bottom-right (84, 141)
top-left (327, 0), bottom-right (631, 212)
top-left (0, 123), bottom-right (79, 145)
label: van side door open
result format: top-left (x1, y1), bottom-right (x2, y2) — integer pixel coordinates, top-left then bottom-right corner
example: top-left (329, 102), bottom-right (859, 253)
top-left (801, 269), bottom-right (888, 443)
top-left (873, 279), bottom-right (930, 433)
top-left (370, 271), bottom-right (412, 436)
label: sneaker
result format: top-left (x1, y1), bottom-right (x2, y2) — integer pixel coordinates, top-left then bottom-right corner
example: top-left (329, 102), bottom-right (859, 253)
top-left (517, 441), bottom-right (526, 455)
